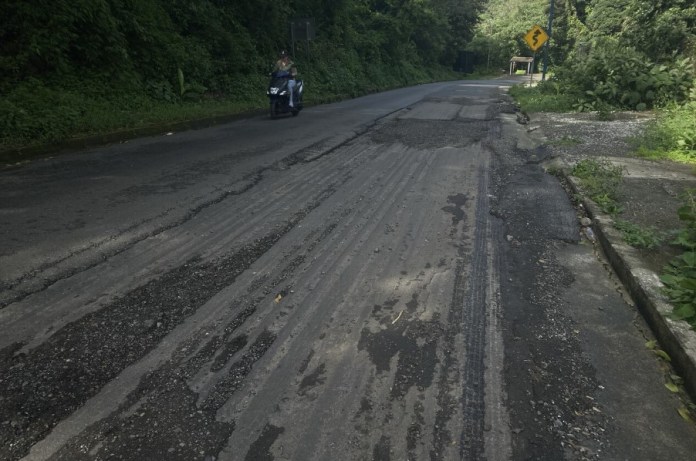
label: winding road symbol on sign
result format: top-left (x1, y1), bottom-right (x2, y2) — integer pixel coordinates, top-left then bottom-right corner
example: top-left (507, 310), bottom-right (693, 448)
top-left (532, 30), bottom-right (541, 46)
top-left (524, 25), bottom-right (548, 52)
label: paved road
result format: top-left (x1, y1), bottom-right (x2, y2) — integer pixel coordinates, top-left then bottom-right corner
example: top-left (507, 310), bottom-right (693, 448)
top-left (2, 79), bottom-right (696, 460)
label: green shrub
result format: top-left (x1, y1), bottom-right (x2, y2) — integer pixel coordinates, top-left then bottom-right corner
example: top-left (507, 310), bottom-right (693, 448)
top-left (560, 38), bottom-right (694, 111)
top-left (508, 81), bottom-right (578, 112)
top-left (638, 100), bottom-right (696, 163)
top-left (614, 219), bottom-right (663, 249)
top-left (662, 189), bottom-right (696, 330)
top-left (571, 158), bottom-right (625, 215)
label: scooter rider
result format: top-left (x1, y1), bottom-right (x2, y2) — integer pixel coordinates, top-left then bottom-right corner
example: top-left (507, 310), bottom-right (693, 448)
top-left (274, 51), bottom-right (297, 107)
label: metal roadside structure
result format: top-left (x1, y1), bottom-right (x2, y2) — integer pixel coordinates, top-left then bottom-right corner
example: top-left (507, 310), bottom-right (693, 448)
top-left (509, 56), bottom-right (534, 76)
top-left (290, 18), bottom-right (315, 57)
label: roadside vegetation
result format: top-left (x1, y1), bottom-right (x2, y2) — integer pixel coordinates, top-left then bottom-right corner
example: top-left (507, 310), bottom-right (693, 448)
top-left (613, 219), bottom-right (664, 250)
top-left (637, 100), bottom-right (696, 164)
top-left (508, 83), bottom-right (576, 112)
top-left (662, 190), bottom-right (696, 330)
top-left (476, 0), bottom-right (695, 163)
top-left (570, 158), bottom-right (624, 216)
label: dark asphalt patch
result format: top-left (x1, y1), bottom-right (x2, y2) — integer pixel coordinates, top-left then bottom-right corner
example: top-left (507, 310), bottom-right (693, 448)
top-left (370, 119), bottom-right (489, 149)
top-left (357, 316), bottom-right (440, 400)
top-left (54, 376), bottom-right (233, 461)
top-left (499, 243), bottom-right (607, 460)
top-left (442, 193), bottom-right (469, 227)
top-left (50, 320), bottom-right (279, 460)
top-left (297, 363), bottom-right (327, 397)
top-left (210, 335), bottom-right (249, 372)
top-left (407, 400), bottom-right (426, 458)
top-left (494, 164), bottom-right (579, 244)
top-left (203, 329), bottom-right (278, 410)
top-left (244, 423), bottom-right (285, 461)
top-left (0, 239), bottom-right (271, 460)
top-left (372, 435), bottom-right (392, 460)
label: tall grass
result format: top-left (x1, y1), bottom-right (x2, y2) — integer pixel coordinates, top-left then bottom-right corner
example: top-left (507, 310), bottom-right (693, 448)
top-left (508, 81), bottom-right (577, 112)
top-left (636, 102), bottom-right (696, 164)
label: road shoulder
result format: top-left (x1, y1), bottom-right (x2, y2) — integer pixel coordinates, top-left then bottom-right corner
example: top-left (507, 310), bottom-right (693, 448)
top-left (526, 111), bottom-right (696, 401)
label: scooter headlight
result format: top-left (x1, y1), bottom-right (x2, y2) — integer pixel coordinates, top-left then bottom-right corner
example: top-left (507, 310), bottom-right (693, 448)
top-left (269, 87), bottom-right (280, 95)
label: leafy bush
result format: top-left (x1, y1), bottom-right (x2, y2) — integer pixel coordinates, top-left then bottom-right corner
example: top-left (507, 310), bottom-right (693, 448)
top-left (638, 99), bottom-right (696, 163)
top-left (614, 219), bottom-right (664, 249)
top-left (662, 189), bottom-right (696, 330)
top-left (562, 38), bottom-right (694, 111)
top-left (571, 158), bottom-right (625, 215)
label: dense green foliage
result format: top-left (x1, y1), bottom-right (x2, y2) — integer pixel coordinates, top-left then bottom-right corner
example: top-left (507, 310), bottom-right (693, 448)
top-left (473, 0), bottom-right (696, 110)
top-left (467, 0), bottom-right (548, 71)
top-left (638, 100), bottom-right (696, 163)
top-left (479, 0), bottom-right (696, 164)
top-left (468, 0), bottom-right (585, 73)
top-left (662, 190), bottom-right (696, 330)
top-left (0, 0), bottom-right (485, 150)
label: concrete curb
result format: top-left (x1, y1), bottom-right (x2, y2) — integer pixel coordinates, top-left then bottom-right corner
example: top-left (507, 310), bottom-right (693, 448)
top-left (562, 170), bottom-right (696, 400)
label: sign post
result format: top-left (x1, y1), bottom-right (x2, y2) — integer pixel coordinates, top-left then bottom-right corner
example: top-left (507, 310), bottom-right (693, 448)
top-left (542, 0), bottom-right (555, 81)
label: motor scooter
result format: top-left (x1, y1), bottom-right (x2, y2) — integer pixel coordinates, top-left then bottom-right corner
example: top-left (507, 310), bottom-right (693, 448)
top-left (267, 72), bottom-right (304, 118)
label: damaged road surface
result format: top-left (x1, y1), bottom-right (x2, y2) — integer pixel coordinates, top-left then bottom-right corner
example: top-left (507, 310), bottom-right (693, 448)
top-left (2, 80), bottom-right (696, 460)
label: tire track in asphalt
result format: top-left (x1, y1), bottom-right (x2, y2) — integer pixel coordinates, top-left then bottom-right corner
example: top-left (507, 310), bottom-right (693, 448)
top-left (457, 163), bottom-right (489, 459)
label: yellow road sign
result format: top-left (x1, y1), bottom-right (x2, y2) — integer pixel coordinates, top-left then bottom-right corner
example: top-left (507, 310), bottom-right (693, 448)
top-left (524, 25), bottom-right (548, 52)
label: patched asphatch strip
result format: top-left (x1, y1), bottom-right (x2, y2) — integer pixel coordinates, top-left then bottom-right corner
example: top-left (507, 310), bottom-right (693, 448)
top-left (431, 162), bottom-right (490, 459)
top-left (458, 163), bottom-right (490, 459)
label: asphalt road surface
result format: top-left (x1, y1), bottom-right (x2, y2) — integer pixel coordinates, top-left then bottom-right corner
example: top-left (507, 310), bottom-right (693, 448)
top-left (2, 79), bottom-right (696, 461)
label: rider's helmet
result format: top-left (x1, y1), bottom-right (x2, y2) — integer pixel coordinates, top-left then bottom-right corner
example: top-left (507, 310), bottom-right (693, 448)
top-left (279, 50), bottom-right (288, 58)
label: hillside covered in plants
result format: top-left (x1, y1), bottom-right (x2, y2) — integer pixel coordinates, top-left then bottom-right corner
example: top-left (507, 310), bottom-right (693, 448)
top-left (0, 0), bottom-right (484, 150)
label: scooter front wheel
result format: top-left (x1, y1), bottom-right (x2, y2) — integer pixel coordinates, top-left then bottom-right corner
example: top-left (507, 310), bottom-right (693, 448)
top-left (270, 101), bottom-right (279, 119)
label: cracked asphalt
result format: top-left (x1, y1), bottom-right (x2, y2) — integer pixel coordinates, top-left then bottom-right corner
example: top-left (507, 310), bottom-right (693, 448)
top-left (1, 78), bottom-right (696, 460)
